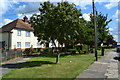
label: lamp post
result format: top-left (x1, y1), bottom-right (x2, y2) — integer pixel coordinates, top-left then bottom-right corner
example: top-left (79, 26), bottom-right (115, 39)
top-left (92, 0), bottom-right (98, 61)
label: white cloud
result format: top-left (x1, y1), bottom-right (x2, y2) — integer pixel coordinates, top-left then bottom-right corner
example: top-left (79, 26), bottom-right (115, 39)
top-left (105, 2), bottom-right (118, 9)
top-left (109, 27), bottom-right (114, 31)
top-left (82, 13), bottom-right (90, 21)
top-left (16, 3), bottom-right (40, 14)
top-left (0, 0), bottom-right (19, 27)
top-left (0, 23), bottom-right (3, 27)
top-left (0, 0), bottom-right (18, 16)
top-left (15, 2), bottom-right (40, 19)
top-left (112, 10), bottom-right (120, 22)
top-left (113, 34), bottom-right (118, 41)
top-left (0, 0), bottom-right (11, 16)
top-left (69, 0), bottom-right (92, 9)
top-left (17, 12), bottom-right (40, 20)
top-left (0, 18), bottom-right (13, 27)
top-left (104, 0), bottom-right (120, 9)
top-left (116, 18), bottom-right (120, 22)
top-left (32, 0), bottom-right (120, 8)
top-left (4, 19), bottom-right (13, 25)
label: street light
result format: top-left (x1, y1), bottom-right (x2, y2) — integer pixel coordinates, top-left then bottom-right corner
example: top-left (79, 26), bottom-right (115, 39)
top-left (92, 0), bottom-right (98, 61)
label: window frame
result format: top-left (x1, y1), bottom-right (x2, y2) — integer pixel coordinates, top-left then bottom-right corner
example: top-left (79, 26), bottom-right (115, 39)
top-left (17, 42), bottom-right (21, 48)
top-left (17, 30), bottom-right (21, 36)
top-left (26, 31), bottom-right (30, 37)
top-left (25, 42), bottom-right (30, 48)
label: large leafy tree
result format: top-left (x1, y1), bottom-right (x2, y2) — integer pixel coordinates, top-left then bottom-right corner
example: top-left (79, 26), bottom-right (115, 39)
top-left (30, 1), bottom-right (82, 64)
top-left (90, 12), bottom-right (112, 46)
top-left (104, 34), bottom-right (116, 46)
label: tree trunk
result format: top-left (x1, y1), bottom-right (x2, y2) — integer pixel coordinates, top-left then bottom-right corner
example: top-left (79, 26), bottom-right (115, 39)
top-left (52, 40), bottom-right (60, 64)
top-left (56, 53), bottom-right (60, 64)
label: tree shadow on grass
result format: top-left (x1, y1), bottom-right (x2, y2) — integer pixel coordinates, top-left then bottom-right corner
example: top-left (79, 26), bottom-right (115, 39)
top-left (2, 61), bottom-right (55, 69)
top-left (32, 53), bottom-right (84, 58)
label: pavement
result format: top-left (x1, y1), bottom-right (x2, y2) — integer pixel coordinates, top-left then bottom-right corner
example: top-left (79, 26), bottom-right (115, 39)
top-left (76, 49), bottom-right (120, 80)
top-left (0, 56), bottom-right (31, 78)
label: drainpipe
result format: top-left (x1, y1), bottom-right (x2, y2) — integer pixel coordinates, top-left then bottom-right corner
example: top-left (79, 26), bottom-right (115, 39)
top-left (8, 32), bottom-right (11, 51)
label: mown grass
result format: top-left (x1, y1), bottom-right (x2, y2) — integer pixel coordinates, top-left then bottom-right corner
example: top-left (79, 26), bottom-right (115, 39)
top-left (2, 48), bottom-right (112, 79)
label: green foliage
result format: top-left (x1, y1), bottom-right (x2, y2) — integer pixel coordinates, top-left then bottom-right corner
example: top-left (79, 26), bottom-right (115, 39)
top-left (30, 1), bottom-right (83, 63)
top-left (43, 47), bottom-right (51, 53)
top-left (75, 45), bottom-right (82, 50)
top-left (30, 1), bottom-right (83, 46)
top-left (90, 12), bottom-right (112, 45)
top-left (23, 48), bottom-right (31, 55)
top-left (23, 48), bottom-right (39, 55)
top-left (68, 49), bottom-right (77, 54)
top-left (33, 48), bottom-right (41, 52)
top-left (66, 45), bottom-right (73, 49)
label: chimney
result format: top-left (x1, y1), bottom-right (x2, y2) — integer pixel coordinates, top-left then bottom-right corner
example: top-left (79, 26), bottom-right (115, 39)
top-left (23, 16), bottom-right (28, 23)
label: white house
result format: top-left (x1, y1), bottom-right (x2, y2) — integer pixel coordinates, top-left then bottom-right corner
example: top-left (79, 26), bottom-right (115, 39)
top-left (0, 16), bottom-right (45, 50)
top-left (0, 16), bottom-right (63, 50)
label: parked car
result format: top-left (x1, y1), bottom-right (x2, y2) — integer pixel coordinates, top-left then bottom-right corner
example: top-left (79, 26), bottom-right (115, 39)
top-left (116, 45), bottom-right (120, 52)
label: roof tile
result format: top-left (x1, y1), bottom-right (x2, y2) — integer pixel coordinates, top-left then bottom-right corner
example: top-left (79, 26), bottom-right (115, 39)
top-left (1, 19), bottom-right (34, 32)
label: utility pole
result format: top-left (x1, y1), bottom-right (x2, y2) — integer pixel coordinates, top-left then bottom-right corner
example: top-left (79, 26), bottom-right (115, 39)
top-left (92, 0), bottom-right (98, 61)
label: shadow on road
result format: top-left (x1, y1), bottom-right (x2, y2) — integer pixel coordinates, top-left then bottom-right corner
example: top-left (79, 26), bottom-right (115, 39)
top-left (114, 56), bottom-right (120, 61)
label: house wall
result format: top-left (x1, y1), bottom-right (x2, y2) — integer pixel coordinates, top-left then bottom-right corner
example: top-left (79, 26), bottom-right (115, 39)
top-left (0, 29), bottom-right (64, 50)
top-left (11, 29), bottom-right (44, 49)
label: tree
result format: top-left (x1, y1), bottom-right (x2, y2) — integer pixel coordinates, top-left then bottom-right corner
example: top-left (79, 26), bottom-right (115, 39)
top-left (90, 12), bottom-right (112, 46)
top-left (30, 1), bottom-right (82, 64)
top-left (104, 34), bottom-right (115, 46)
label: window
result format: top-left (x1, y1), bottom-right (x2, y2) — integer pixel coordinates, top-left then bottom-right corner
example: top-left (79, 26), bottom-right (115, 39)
top-left (25, 42), bottom-right (30, 48)
top-left (17, 42), bottom-right (21, 48)
top-left (17, 30), bottom-right (21, 36)
top-left (26, 31), bottom-right (30, 37)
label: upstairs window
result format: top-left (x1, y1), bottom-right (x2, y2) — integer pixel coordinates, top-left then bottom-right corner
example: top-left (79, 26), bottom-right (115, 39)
top-left (26, 31), bottom-right (30, 37)
top-left (17, 42), bottom-right (21, 48)
top-left (17, 30), bottom-right (21, 36)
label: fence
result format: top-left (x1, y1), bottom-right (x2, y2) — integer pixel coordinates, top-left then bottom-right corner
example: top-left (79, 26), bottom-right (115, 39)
top-left (0, 50), bottom-right (22, 63)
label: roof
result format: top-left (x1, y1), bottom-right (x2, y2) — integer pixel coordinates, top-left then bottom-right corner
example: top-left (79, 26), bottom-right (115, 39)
top-left (0, 19), bottom-right (34, 32)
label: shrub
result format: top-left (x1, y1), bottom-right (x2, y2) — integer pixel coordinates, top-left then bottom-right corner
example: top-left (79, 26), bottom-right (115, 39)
top-left (23, 48), bottom-right (38, 55)
top-left (82, 45), bottom-right (89, 53)
top-left (43, 47), bottom-right (51, 54)
top-left (23, 48), bottom-right (31, 55)
top-left (66, 45), bottom-right (73, 49)
top-left (75, 45), bottom-right (82, 50)
top-left (33, 48), bottom-right (41, 53)
top-left (68, 49), bottom-right (77, 54)
top-left (31, 48), bottom-right (37, 53)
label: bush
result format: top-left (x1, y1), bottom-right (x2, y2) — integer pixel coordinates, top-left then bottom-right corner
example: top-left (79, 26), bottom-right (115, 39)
top-left (102, 46), bottom-right (115, 49)
top-left (66, 45), bottom-right (73, 49)
top-left (23, 48), bottom-right (38, 55)
top-left (23, 48), bottom-right (31, 55)
top-left (68, 49), bottom-right (77, 54)
top-left (75, 45), bottom-right (82, 50)
top-left (43, 47), bottom-right (51, 54)
top-left (33, 48), bottom-right (41, 53)
top-left (82, 45), bottom-right (89, 53)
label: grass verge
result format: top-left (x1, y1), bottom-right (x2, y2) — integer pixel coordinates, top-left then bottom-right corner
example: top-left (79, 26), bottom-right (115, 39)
top-left (2, 48), bottom-right (113, 79)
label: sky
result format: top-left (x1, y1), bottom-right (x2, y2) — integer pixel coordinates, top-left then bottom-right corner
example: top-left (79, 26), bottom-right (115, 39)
top-left (0, 0), bottom-right (119, 42)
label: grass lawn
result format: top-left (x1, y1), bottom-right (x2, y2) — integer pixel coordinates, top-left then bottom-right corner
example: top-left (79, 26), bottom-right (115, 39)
top-left (2, 48), bottom-right (113, 79)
